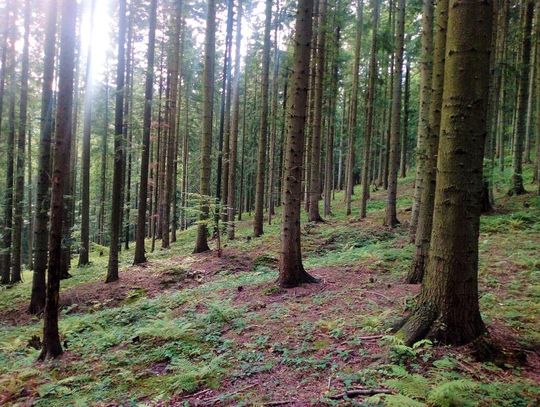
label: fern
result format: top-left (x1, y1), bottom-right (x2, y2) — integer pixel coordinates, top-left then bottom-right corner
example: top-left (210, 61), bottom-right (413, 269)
top-left (374, 394), bottom-right (426, 407)
top-left (427, 379), bottom-right (478, 407)
top-left (385, 368), bottom-right (430, 401)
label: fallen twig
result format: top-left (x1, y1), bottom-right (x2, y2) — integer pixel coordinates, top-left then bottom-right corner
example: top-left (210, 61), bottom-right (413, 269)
top-left (365, 291), bottom-right (393, 302)
top-left (329, 387), bottom-right (394, 400)
top-left (262, 401), bottom-right (295, 406)
top-left (358, 335), bottom-right (384, 340)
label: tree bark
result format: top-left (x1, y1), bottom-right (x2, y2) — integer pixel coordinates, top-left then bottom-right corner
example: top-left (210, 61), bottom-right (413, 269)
top-left (400, 58), bottom-right (410, 178)
top-left (106, 0), bottom-right (127, 282)
top-left (384, 0), bottom-right (405, 227)
top-left (39, 0), bottom-right (77, 361)
top-left (509, 0), bottom-right (533, 195)
top-left (345, 0), bottom-right (363, 216)
top-left (227, 0), bottom-right (243, 240)
top-left (278, 0), bottom-right (318, 288)
top-left (194, 0), bottom-right (216, 253)
top-left (253, 0), bottom-right (273, 237)
top-left (360, 0), bottom-right (380, 219)
top-left (308, 0), bottom-right (328, 222)
top-left (410, 0), bottom-right (434, 240)
top-left (407, 0), bottom-right (449, 284)
top-left (399, 0), bottom-right (492, 346)
top-left (11, 0), bottom-right (31, 284)
top-left (134, 0), bottom-right (158, 264)
top-left (79, 0), bottom-right (96, 267)
top-left (161, 0), bottom-right (183, 249)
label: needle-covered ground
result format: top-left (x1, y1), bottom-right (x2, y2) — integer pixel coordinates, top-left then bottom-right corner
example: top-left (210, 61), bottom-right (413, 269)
top-left (1, 166), bottom-right (539, 406)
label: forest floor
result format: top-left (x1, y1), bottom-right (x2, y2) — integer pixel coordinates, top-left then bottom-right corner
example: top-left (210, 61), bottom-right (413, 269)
top-left (1, 167), bottom-right (539, 406)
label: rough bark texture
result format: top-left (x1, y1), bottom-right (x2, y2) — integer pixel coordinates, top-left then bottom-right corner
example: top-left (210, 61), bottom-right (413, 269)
top-left (1, 33), bottom-right (15, 286)
top-left (410, 0), bottom-right (434, 240)
top-left (106, 0), bottom-right (127, 282)
top-left (308, 0), bottom-right (327, 222)
top-left (134, 0), bottom-right (157, 264)
top-left (278, 0), bottom-right (317, 288)
top-left (79, 0), bottom-right (96, 267)
top-left (509, 0), bottom-right (533, 196)
top-left (11, 0), bottom-right (31, 284)
top-left (407, 0), bottom-right (448, 284)
top-left (40, 0), bottom-right (77, 361)
top-left (253, 0), bottom-right (272, 237)
top-left (194, 0), bottom-right (216, 253)
top-left (324, 24), bottom-right (340, 217)
top-left (345, 0), bottom-right (363, 216)
top-left (535, 2), bottom-right (540, 194)
top-left (399, 0), bottom-right (492, 346)
top-left (227, 0), bottom-right (243, 240)
top-left (162, 1), bottom-right (182, 249)
top-left (360, 0), bottom-right (380, 219)
top-left (400, 59), bottom-right (410, 178)
top-left (384, 0), bottom-right (405, 227)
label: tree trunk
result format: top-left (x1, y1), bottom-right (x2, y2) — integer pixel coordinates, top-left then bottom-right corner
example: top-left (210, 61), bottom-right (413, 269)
top-left (106, 0), bottom-right (127, 282)
top-left (345, 0), bottom-right (363, 216)
top-left (253, 0), bottom-right (273, 236)
top-left (400, 58), bottom-right (410, 178)
top-left (410, 0), bottom-right (434, 240)
top-left (268, 7), bottom-right (279, 224)
top-left (162, 1), bottom-right (183, 249)
top-left (39, 0), bottom-right (77, 361)
top-left (194, 0), bottom-right (216, 253)
top-left (278, 0), bottom-right (318, 288)
top-left (360, 0), bottom-right (380, 219)
top-left (399, 0), bottom-right (492, 346)
top-left (308, 0), bottom-right (327, 222)
top-left (509, 0), bottom-right (533, 196)
top-left (134, 0), bottom-right (157, 264)
top-left (384, 0), bottom-right (405, 228)
top-left (324, 23), bottom-right (340, 217)
top-left (79, 0), bottom-right (96, 267)
top-left (227, 0), bottom-right (243, 240)
top-left (535, 2), bottom-right (540, 194)
top-left (407, 0), bottom-right (449, 284)
top-left (11, 0), bottom-right (31, 284)
top-left (0, 30), bottom-right (15, 286)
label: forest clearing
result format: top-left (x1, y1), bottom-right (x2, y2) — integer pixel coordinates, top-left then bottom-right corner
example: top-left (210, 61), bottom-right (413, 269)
top-left (0, 0), bottom-right (539, 405)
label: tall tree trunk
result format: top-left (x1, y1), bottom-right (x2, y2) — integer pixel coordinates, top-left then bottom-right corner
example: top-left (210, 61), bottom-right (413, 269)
top-left (193, 0), bottom-right (216, 253)
top-left (509, 0), bottom-right (533, 195)
top-left (345, 0), bottom-right (363, 216)
top-left (134, 0), bottom-right (157, 264)
top-left (227, 0), bottom-right (243, 240)
top-left (278, 0), bottom-right (317, 288)
top-left (398, 0), bottom-right (492, 346)
top-left (1, 19), bottom-right (15, 286)
top-left (410, 0), bottom-right (434, 240)
top-left (407, 0), bottom-right (448, 284)
top-left (39, 0), bottom-right (77, 361)
top-left (308, 0), bottom-right (327, 222)
top-left (98, 68), bottom-right (109, 246)
top-left (181, 75), bottom-right (190, 231)
top-left (360, 0), bottom-right (380, 219)
top-left (268, 6), bottom-right (279, 224)
top-left (220, 0), bottom-right (234, 224)
top-left (106, 0), bottom-right (127, 283)
top-left (384, 0), bottom-right (405, 227)
top-left (216, 0), bottom-right (234, 208)
top-left (11, 0), bottom-right (31, 283)
top-left (253, 0), bottom-right (273, 236)
top-left (400, 58), bottom-right (410, 178)
top-left (162, 0), bottom-right (182, 249)
top-left (324, 22), bottom-right (340, 217)
top-left (534, 1), bottom-right (540, 194)
top-left (79, 0), bottom-right (96, 267)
